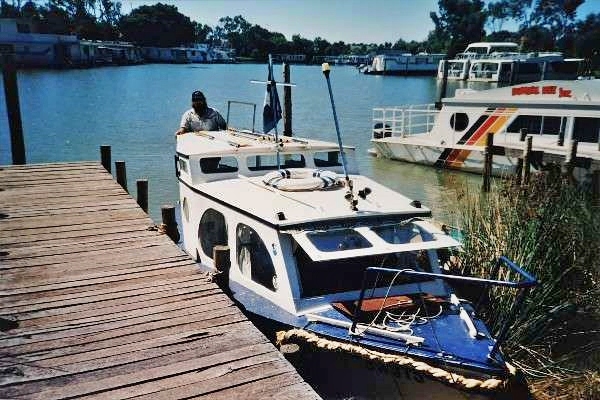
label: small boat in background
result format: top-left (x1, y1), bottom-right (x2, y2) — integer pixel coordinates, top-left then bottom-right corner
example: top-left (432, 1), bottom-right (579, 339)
top-left (364, 52), bottom-right (446, 76)
top-left (370, 79), bottom-right (600, 181)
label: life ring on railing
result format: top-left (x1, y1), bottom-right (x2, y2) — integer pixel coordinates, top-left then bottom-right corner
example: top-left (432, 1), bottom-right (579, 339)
top-left (262, 169), bottom-right (341, 191)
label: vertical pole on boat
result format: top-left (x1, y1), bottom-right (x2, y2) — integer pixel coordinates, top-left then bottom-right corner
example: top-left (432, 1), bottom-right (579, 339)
top-left (436, 59), bottom-right (448, 110)
top-left (321, 63), bottom-right (357, 211)
top-left (283, 62), bottom-right (292, 137)
top-left (522, 136), bottom-right (532, 186)
top-left (482, 132), bottom-right (494, 192)
top-left (268, 55), bottom-right (281, 169)
top-left (1, 45), bottom-right (26, 165)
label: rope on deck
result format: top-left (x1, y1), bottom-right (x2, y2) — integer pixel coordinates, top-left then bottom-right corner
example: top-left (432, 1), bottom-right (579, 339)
top-left (276, 328), bottom-right (517, 392)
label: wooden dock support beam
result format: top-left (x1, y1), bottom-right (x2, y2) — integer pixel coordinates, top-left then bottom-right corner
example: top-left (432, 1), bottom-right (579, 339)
top-left (562, 140), bottom-right (578, 180)
top-left (137, 179), bottom-right (148, 213)
top-left (1, 48), bottom-right (26, 165)
top-left (482, 132), bottom-right (494, 192)
top-left (522, 136), bottom-right (532, 186)
top-left (283, 63), bottom-right (292, 136)
top-left (161, 205), bottom-right (180, 243)
top-left (115, 161), bottom-right (127, 191)
top-left (592, 170), bottom-right (600, 208)
top-left (100, 145), bottom-right (111, 173)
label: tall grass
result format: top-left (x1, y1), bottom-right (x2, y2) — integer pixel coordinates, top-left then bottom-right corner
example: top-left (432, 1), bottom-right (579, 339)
top-left (454, 168), bottom-right (600, 398)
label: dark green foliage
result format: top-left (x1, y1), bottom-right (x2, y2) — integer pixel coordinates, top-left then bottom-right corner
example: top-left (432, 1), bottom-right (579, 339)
top-left (118, 3), bottom-right (194, 47)
top-left (457, 170), bottom-right (600, 377)
top-left (430, 0), bottom-right (487, 57)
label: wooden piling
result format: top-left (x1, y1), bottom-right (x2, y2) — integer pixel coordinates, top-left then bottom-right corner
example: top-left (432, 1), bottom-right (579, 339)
top-left (523, 136), bottom-right (532, 186)
top-left (283, 62), bottom-right (292, 137)
top-left (519, 128), bottom-right (527, 142)
top-left (482, 132), bottom-right (494, 192)
top-left (115, 160), bottom-right (127, 191)
top-left (1, 47), bottom-right (26, 165)
top-left (100, 145), bottom-right (111, 173)
top-left (161, 205), bottom-right (180, 243)
top-left (515, 158), bottom-right (523, 186)
top-left (592, 170), bottom-right (600, 207)
top-left (136, 179), bottom-right (148, 213)
top-left (562, 140), bottom-right (578, 180)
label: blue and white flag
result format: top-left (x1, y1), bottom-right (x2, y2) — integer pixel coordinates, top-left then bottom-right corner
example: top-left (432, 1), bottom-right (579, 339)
top-left (262, 61), bottom-right (282, 134)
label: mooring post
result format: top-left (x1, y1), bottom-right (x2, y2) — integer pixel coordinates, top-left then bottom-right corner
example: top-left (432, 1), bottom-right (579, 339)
top-left (115, 161), bottom-right (127, 192)
top-left (435, 59), bottom-right (448, 110)
top-left (283, 62), bottom-right (292, 137)
top-left (100, 145), bottom-right (111, 173)
top-left (161, 205), bottom-right (180, 243)
top-left (523, 136), bottom-right (532, 186)
top-left (592, 170), bottom-right (600, 208)
top-left (519, 128), bottom-right (527, 142)
top-left (1, 45), bottom-right (26, 165)
top-left (482, 132), bottom-right (494, 192)
top-left (136, 179), bottom-right (148, 213)
top-left (562, 140), bottom-right (578, 180)
top-left (515, 158), bottom-right (523, 186)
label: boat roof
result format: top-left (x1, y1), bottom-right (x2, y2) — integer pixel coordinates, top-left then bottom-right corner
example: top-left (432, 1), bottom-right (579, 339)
top-left (193, 173), bottom-right (431, 231)
top-left (446, 79), bottom-right (600, 107)
top-left (176, 129), bottom-right (354, 158)
top-left (465, 42), bottom-right (519, 49)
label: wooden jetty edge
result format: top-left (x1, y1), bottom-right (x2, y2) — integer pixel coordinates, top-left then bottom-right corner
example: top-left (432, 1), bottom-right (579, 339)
top-left (0, 162), bottom-right (319, 400)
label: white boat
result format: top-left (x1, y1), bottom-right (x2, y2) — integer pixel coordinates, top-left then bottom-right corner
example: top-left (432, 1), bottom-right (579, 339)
top-left (370, 79), bottom-right (600, 180)
top-left (175, 64), bottom-right (537, 399)
top-left (438, 42), bottom-right (583, 83)
top-left (364, 52), bottom-right (446, 76)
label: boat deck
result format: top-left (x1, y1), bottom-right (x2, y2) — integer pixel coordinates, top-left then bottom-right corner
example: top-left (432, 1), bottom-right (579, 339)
top-left (0, 162), bottom-right (318, 399)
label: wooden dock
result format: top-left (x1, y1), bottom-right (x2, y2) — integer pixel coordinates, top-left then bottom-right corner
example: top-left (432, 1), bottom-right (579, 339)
top-left (0, 162), bottom-right (319, 399)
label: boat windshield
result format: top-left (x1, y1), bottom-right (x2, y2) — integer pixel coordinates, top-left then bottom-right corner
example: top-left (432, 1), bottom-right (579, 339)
top-left (293, 222), bottom-right (441, 297)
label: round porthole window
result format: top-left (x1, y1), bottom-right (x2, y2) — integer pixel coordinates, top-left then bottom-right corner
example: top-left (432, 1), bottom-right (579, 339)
top-left (450, 113), bottom-right (469, 131)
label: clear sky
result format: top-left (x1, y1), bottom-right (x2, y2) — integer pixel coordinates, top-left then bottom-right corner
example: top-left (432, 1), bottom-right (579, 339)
top-left (125, 0), bottom-right (600, 44)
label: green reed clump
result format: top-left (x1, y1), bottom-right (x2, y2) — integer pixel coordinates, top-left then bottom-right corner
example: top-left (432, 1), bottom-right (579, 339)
top-left (455, 169), bottom-right (600, 381)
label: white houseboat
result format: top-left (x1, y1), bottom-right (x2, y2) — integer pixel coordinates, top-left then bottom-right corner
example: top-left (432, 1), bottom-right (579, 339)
top-left (174, 65), bottom-right (537, 399)
top-left (364, 52), bottom-right (446, 75)
top-left (370, 79), bottom-right (600, 179)
top-left (438, 42), bottom-right (583, 83)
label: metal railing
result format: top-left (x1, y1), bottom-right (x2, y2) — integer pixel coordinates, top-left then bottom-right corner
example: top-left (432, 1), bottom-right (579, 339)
top-left (350, 255), bottom-right (538, 359)
top-left (372, 104), bottom-right (439, 139)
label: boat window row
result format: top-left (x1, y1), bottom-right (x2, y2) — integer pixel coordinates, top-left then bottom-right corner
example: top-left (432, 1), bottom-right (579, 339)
top-left (197, 207), bottom-right (277, 292)
top-left (198, 151), bottom-right (343, 174)
top-left (507, 116), bottom-right (600, 143)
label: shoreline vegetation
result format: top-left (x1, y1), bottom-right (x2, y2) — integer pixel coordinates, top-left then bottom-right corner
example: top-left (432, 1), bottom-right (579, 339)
top-left (1, 1), bottom-right (599, 68)
top-left (452, 167), bottom-right (600, 399)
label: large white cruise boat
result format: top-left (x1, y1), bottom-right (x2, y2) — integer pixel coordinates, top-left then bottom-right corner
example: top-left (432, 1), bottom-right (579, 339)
top-left (437, 42), bottom-right (583, 83)
top-left (174, 62), bottom-right (537, 399)
top-left (370, 79), bottom-right (600, 180)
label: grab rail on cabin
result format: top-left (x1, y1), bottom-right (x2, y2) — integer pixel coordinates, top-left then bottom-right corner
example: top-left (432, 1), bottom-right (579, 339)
top-left (372, 104), bottom-right (439, 139)
top-left (351, 256), bottom-right (538, 359)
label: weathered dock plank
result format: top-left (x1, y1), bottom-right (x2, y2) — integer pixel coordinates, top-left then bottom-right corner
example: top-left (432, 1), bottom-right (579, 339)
top-left (0, 162), bottom-right (319, 399)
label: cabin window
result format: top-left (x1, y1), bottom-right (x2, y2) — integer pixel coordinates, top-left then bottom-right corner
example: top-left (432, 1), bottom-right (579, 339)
top-left (314, 151), bottom-right (342, 167)
top-left (293, 244), bottom-right (434, 297)
top-left (236, 224), bottom-right (277, 291)
top-left (371, 223), bottom-right (434, 244)
top-left (198, 209), bottom-right (228, 259)
top-left (306, 229), bottom-right (372, 252)
top-left (573, 117), bottom-right (600, 143)
top-left (507, 115), bottom-right (562, 135)
top-left (199, 156), bottom-right (238, 173)
top-left (450, 113), bottom-right (469, 131)
top-left (246, 154), bottom-right (305, 171)
top-left (178, 158), bottom-right (189, 173)
top-left (182, 197), bottom-right (190, 222)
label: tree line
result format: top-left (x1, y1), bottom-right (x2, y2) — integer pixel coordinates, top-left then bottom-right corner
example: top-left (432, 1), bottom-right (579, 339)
top-left (1, 0), bottom-right (599, 61)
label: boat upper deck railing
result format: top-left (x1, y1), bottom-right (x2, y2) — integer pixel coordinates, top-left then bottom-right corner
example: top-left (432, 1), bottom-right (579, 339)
top-left (372, 104), bottom-right (439, 139)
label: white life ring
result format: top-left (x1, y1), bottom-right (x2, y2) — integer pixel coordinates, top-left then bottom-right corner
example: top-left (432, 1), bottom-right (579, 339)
top-left (262, 169), bottom-right (341, 191)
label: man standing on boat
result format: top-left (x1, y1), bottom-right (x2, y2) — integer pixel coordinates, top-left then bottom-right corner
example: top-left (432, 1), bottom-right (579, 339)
top-left (175, 90), bottom-right (227, 136)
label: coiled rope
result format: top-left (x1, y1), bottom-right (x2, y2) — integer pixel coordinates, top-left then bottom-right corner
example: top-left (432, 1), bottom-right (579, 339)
top-left (276, 328), bottom-right (517, 392)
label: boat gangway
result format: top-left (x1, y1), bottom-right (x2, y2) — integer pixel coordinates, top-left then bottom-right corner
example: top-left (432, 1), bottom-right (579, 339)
top-left (0, 161), bottom-right (318, 399)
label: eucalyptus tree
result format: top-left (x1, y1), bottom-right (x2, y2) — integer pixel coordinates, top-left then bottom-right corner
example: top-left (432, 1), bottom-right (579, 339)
top-left (430, 0), bottom-right (486, 57)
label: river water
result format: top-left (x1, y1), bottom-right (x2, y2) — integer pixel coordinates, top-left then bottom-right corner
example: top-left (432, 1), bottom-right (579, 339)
top-left (0, 63), bottom-right (484, 225)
